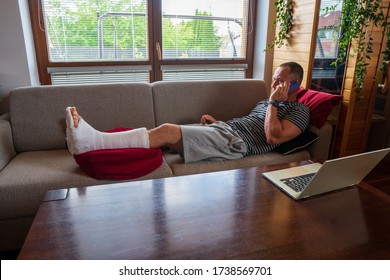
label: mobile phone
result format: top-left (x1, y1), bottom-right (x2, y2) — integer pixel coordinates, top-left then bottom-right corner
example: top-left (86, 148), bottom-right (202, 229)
top-left (289, 80), bottom-right (299, 90)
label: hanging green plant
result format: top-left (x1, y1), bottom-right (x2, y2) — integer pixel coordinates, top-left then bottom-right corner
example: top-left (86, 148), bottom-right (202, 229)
top-left (269, 0), bottom-right (389, 97)
top-left (266, 0), bottom-right (295, 50)
top-left (323, 0), bottom-right (388, 94)
top-left (377, 15), bottom-right (390, 87)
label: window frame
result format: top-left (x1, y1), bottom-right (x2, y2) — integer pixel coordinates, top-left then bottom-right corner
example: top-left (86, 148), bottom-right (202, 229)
top-left (29, 0), bottom-right (256, 85)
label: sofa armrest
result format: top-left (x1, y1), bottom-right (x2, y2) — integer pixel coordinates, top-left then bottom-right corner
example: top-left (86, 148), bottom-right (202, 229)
top-left (306, 121), bottom-right (333, 161)
top-left (0, 118), bottom-right (16, 171)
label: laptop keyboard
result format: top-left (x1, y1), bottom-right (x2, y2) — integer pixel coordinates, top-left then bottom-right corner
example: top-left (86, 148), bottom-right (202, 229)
top-left (280, 173), bottom-right (316, 192)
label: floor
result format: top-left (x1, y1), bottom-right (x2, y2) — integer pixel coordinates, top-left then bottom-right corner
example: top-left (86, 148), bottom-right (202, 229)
top-left (1, 154), bottom-right (390, 260)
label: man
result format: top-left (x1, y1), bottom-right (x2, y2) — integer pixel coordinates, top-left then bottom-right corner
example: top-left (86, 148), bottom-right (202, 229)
top-left (66, 62), bottom-right (310, 163)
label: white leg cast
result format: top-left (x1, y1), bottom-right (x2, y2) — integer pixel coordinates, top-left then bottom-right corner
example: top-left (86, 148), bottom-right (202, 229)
top-left (65, 107), bottom-right (150, 154)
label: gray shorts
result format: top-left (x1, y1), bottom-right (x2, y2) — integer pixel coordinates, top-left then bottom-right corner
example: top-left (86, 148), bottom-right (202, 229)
top-left (180, 121), bottom-right (247, 163)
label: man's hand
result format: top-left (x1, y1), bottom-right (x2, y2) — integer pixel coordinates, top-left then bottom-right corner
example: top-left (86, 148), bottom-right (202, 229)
top-left (269, 80), bottom-right (289, 101)
top-left (201, 114), bottom-right (217, 125)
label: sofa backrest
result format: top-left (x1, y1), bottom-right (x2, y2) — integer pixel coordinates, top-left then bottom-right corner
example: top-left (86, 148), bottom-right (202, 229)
top-left (10, 83), bottom-right (155, 152)
top-left (9, 80), bottom-right (269, 153)
top-left (152, 79), bottom-right (268, 126)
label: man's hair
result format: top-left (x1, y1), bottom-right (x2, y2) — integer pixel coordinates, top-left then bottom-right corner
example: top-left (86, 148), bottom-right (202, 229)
top-left (279, 62), bottom-right (304, 80)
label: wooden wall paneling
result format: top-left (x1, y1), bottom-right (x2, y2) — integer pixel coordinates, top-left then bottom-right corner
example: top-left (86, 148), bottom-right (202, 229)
top-left (333, 100), bottom-right (351, 156)
top-left (334, 41), bottom-right (362, 156)
top-left (358, 2), bottom-right (389, 153)
top-left (276, 42), bottom-right (312, 53)
top-left (333, 1), bottom-right (390, 157)
top-left (362, 2), bottom-right (390, 152)
top-left (333, 39), bottom-right (361, 155)
top-left (272, 0), bottom-right (320, 89)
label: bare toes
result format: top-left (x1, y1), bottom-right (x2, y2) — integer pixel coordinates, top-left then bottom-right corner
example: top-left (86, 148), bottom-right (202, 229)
top-left (70, 107), bottom-right (81, 128)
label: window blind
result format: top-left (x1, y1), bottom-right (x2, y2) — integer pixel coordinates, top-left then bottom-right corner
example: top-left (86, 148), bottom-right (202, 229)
top-left (48, 66), bottom-right (151, 85)
top-left (161, 0), bottom-right (250, 60)
top-left (41, 0), bottom-right (149, 62)
top-left (161, 64), bottom-right (247, 81)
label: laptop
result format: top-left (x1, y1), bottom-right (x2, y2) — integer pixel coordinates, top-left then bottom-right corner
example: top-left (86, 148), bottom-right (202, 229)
top-left (262, 148), bottom-right (390, 200)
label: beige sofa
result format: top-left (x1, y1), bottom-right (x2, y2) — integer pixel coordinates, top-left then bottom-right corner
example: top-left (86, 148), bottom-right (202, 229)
top-left (0, 79), bottom-right (333, 251)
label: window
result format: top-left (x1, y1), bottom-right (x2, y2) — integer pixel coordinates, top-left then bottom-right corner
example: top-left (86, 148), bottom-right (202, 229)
top-left (161, 0), bottom-right (248, 60)
top-left (42, 0), bottom-right (149, 62)
top-left (311, 0), bottom-right (346, 94)
top-left (29, 0), bottom-right (255, 85)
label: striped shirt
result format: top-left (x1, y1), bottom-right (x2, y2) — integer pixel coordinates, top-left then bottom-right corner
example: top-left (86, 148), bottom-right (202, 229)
top-left (226, 101), bottom-right (310, 156)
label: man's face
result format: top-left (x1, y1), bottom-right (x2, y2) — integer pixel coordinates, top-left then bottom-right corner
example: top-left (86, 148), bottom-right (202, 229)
top-left (271, 66), bottom-right (299, 90)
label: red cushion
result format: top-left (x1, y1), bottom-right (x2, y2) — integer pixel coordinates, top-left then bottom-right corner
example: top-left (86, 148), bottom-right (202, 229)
top-left (297, 88), bottom-right (342, 128)
top-left (73, 128), bottom-right (163, 180)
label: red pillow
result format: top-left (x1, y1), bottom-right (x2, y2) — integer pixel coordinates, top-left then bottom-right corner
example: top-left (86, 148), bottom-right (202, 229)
top-left (297, 88), bottom-right (342, 128)
top-left (73, 128), bottom-right (163, 180)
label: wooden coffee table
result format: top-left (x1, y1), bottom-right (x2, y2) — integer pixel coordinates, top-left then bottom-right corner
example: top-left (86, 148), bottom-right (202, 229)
top-left (18, 161), bottom-right (390, 259)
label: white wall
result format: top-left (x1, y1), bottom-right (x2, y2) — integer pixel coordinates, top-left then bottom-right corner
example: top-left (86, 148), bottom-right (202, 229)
top-left (252, 0), bottom-right (276, 93)
top-left (0, 0), bottom-right (39, 113)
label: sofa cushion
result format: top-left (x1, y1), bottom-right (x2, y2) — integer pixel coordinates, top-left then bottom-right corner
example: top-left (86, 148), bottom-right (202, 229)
top-left (74, 128), bottom-right (164, 180)
top-left (297, 88), bottom-right (342, 128)
top-left (75, 147), bottom-right (163, 180)
top-left (273, 130), bottom-right (319, 155)
top-left (0, 150), bottom-right (173, 220)
top-left (164, 150), bottom-right (310, 176)
top-left (10, 83), bottom-right (155, 152)
top-left (152, 79), bottom-right (268, 125)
